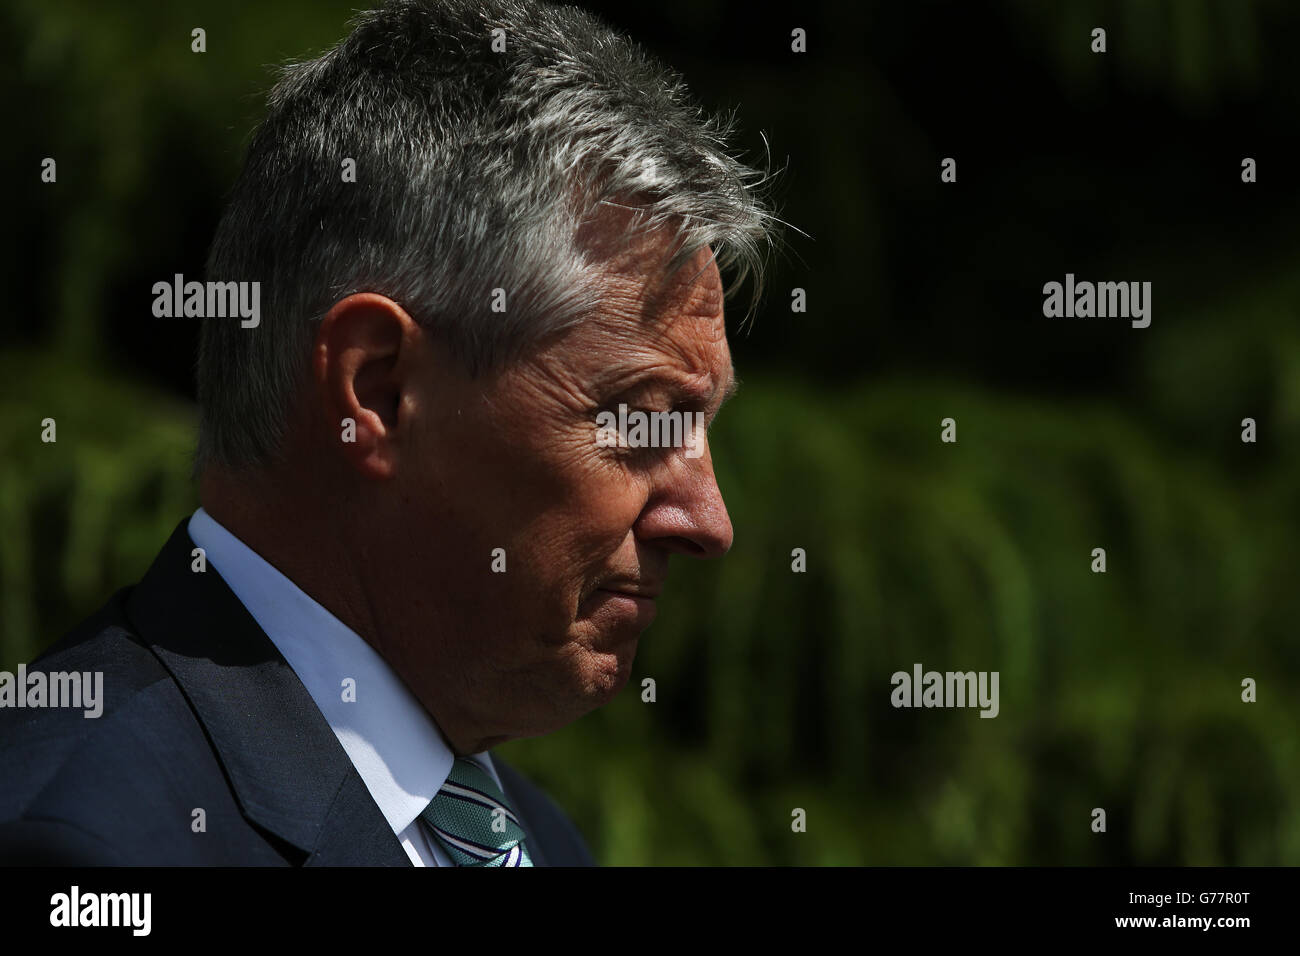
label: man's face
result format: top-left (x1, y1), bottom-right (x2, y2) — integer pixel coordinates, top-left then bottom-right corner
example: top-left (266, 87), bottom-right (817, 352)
top-left (379, 238), bottom-right (736, 752)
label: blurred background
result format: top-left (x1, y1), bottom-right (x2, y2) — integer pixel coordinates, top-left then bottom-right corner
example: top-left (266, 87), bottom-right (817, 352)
top-left (2, 0), bottom-right (1297, 865)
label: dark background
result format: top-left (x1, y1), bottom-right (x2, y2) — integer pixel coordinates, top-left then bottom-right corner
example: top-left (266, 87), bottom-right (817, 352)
top-left (2, 0), bottom-right (1297, 864)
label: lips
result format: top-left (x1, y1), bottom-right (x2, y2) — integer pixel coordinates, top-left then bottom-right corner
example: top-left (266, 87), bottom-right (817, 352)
top-left (579, 581), bottom-right (661, 630)
top-left (598, 585), bottom-right (661, 601)
top-left (597, 588), bottom-right (658, 616)
top-left (592, 589), bottom-right (657, 629)
top-left (586, 573), bottom-right (664, 604)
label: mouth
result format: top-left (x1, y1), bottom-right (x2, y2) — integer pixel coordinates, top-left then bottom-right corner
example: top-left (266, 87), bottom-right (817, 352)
top-left (598, 587), bottom-right (658, 609)
top-left (579, 585), bottom-right (660, 629)
top-left (599, 584), bottom-right (661, 600)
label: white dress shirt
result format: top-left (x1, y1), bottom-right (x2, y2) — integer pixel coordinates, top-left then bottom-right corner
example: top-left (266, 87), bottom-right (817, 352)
top-left (188, 506), bottom-right (502, 866)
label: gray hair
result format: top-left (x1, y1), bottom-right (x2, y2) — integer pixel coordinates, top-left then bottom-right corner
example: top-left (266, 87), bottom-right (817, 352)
top-left (196, 0), bottom-right (781, 473)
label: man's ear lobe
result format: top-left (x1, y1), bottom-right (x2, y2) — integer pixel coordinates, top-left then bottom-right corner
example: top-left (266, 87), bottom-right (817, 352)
top-left (313, 293), bottom-right (419, 480)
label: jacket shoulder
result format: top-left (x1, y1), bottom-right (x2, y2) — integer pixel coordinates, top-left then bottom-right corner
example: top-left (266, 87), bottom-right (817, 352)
top-left (0, 589), bottom-right (168, 814)
top-left (0, 591), bottom-right (257, 863)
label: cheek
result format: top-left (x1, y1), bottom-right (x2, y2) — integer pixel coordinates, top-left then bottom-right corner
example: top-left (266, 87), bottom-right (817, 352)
top-left (508, 470), bottom-right (649, 598)
top-left (516, 510), bottom-right (622, 589)
top-left (567, 462), bottom-right (652, 550)
top-left (423, 413), bottom-right (651, 588)
top-left (530, 431), bottom-right (652, 529)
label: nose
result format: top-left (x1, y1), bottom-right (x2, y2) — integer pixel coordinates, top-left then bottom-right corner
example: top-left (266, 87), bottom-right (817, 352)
top-left (634, 444), bottom-right (734, 558)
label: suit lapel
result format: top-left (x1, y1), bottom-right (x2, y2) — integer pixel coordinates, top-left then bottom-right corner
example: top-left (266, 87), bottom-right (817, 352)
top-left (124, 519), bottom-right (410, 867)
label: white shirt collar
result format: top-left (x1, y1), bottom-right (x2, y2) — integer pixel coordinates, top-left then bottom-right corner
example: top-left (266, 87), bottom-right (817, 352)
top-left (186, 506), bottom-right (500, 839)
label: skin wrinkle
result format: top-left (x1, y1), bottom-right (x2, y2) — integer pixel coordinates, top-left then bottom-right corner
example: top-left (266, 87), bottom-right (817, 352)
top-left (201, 222), bottom-right (736, 757)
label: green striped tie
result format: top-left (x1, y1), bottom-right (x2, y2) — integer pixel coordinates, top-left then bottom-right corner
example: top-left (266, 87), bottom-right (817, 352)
top-left (420, 757), bottom-right (534, 867)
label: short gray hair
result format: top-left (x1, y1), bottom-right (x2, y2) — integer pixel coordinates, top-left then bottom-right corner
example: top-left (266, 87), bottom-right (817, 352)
top-left (196, 0), bottom-right (780, 473)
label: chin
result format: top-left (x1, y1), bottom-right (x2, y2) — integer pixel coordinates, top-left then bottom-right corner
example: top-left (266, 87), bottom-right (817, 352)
top-left (523, 662), bottom-right (631, 739)
top-left (582, 648), bottom-right (636, 704)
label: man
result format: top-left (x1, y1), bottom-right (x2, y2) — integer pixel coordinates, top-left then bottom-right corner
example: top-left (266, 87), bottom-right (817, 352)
top-left (0, 0), bottom-right (776, 865)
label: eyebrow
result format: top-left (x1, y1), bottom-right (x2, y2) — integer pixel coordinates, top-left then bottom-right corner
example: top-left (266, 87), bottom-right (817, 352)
top-left (606, 368), bottom-right (740, 412)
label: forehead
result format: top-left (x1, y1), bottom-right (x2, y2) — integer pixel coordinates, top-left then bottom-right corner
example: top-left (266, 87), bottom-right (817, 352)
top-left (565, 239), bottom-right (730, 395)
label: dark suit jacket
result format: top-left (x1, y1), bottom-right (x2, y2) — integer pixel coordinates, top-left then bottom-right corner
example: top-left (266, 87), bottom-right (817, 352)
top-left (0, 519), bottom-right (595, 866)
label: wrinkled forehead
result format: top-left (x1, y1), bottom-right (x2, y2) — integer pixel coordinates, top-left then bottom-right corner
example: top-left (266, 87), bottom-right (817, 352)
top-left (576, 202), bottom-right (725, 325)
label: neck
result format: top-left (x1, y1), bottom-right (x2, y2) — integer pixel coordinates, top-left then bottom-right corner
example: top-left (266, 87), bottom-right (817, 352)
top-left (197, 460), bottom-right (507, 757)
top-left (200, 459), bottom-right (373, 655)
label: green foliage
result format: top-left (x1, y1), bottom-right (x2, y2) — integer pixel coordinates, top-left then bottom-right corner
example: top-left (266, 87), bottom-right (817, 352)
top-left (3, 0), bottom-right (361, 356)
top-left (0, 351), bottom-right (197, 666)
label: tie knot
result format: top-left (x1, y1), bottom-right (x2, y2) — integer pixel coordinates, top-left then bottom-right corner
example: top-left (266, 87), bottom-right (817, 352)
top-left (421, 757), bottom-right (532, 866)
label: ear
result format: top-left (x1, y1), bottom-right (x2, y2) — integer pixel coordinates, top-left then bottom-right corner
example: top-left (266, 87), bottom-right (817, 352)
top-left (312, 293), bottom-right (421, 480)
